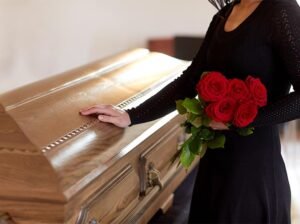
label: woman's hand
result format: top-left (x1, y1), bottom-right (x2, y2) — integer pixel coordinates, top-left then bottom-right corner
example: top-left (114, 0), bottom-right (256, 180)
top-left (209, 120), bottom-right (229, 130)
top-left (79, 105), bottom-right (131, 128)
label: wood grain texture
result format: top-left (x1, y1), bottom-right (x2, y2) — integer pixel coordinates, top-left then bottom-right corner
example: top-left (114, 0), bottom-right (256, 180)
top-left (0, 104), bottom-right (38, 152)
top-left (76, 165), bottom-right (139, 224)
top-left (160, 193), bottom-right (174, 214)
top-left (0, 105), bottom-right (64, 207)
top-left (0, 49), bottom-right (197, 223)
top-left (1, 50), bottom-right (187, 149)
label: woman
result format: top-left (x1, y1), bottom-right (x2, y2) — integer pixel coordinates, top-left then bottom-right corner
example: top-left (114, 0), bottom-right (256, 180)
top-left (80, 0), bottom-right (300, 223)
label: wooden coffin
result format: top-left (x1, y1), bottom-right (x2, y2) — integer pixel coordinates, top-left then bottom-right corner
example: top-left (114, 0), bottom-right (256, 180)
top-left (0, 49), bottom-right (198, 224)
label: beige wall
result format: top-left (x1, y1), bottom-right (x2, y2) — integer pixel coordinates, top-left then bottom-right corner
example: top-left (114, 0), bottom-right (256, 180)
top-left (0, 0), bottom-right (216, 93)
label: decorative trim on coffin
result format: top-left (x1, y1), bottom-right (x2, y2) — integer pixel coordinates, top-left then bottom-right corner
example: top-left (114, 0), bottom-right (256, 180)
top-left (0, 147), bottom-right (39, 154)
top-left (41, 94), bottom-right (142, 153)
top-left (41, 71), bottom-right (180, 153)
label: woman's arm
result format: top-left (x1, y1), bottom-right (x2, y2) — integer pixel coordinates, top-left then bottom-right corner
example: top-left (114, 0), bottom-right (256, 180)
top-left (80, 7), bottom-right (231, 128)
top-left (126, 13), bottom-right (222, 126)
top-left (251, 1), bottom-right (300, 127)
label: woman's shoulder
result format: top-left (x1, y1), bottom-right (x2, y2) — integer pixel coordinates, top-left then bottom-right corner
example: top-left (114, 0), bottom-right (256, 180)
top-left (277, 1), bottom-right (299, 18)
top-left (265, 0), bottom-right (300, 40)
top-left (269, 0), bottom-right (299, 5)
top-left (262, 0), bottom-right (300, 29)
top-left (266, 0), bottom-right (299, 13)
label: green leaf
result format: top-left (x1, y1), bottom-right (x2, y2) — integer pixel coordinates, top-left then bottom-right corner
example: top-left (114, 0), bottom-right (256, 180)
top-left (202, 115), bottom-right (212, 127)
top-left (187, 113), bottom-right (198, 123)
top-left (237, 127), bottom-right (255, 136)
top-left (207, 134), bottom-right (226, 149)
top-left (199, 128), bottom-right (215, 141)
top-left (191, 126), bottom-right (200, 136)
top-left (191, 116), bottom-right (202, 128)
top-left (176, 100), bottom-right (187, 115)
top-left (189, 135), bottom-right (202, 155)
top-left (187, 113), bottom-right (203, 128)
top-left (199, 143), bottom-right (208, 158)
top-left (195, 95), bottom-right (206, 108)
top-left (182, 98), bottom-right (202, 115)
top-left (186, 129), bottom-right (209, 156)
top-left (180, 144), bottom-right (195, 169)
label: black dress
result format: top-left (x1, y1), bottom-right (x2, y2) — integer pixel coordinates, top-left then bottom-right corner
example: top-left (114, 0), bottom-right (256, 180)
top-left (127, 0), bottom-right (300, 223)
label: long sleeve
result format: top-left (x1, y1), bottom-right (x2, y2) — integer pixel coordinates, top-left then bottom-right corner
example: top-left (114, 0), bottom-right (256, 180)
top-left (126, 14), bottom-right (221, 126)
top-left (251, 1), bottom-right (300, 127)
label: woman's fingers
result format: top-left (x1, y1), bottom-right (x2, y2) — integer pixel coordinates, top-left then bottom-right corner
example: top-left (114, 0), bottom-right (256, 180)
top-left (98, 115), bottom-right (120, 126)
top-left (80, 107), bottom-right (100, 115)
top-left (80, 104), bottom-right (104, 112)
top-left (98, 113), bottom-right (130, 128)
top-left (79, 104), bottom-right (131, 128)
top-left (80, 105), bottom-right (120, 116)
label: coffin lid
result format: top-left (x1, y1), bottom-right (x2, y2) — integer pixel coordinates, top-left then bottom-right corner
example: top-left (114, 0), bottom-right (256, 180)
top-left (0, 49), bottom-right (189, 202)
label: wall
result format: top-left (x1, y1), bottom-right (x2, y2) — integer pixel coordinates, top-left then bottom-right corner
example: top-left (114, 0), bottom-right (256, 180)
top-left (0, 0), bottom-right (216, 93)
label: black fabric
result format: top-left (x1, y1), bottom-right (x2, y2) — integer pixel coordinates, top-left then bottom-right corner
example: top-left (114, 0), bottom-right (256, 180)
top-left (127, 0), bottom-right (300, 223)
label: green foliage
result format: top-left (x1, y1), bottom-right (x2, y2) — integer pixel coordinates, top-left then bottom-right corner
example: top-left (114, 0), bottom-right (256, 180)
top-left (176, 100), bottom-right (187, 115)
top-left (189, 136), bottom-right (202, 155)
top-left (191, 117), bottom-right (202, 128)
top-left (178, 125), bottom-right (225, 169)
top-left (207, 134), bottom-right (226, 149)
top-left (236, 127), bottom-right (255, 136)
top-left (175, 96), bottom-right (254, 169)
top-left (201, 115), bottom-right (212, 127)
top-left (199, 144), bottom-right (208, 158)
top-left (181, 98), bottom-right (203, 115)
top-left (176, 97), bottom-right (219, 169)
top-left (187, 113), bottom-right (198, 123)
top-left (199, 128), bottom-right (215, 141)
top-left (180, 143), bottom-right (195, 169)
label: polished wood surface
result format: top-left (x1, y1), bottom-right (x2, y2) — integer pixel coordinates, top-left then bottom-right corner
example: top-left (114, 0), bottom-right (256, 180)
top-left (0, 49), bottom-right (197, 223)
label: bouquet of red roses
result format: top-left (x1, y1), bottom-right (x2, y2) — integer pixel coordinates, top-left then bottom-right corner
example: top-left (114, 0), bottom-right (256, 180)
top-left (175, 71), bottom-right (267, 168)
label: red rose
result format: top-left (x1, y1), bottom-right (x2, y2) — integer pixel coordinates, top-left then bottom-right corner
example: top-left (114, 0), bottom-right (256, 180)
top-left (205, 103), bottom-right (215, 120)
top-left (228, 78), bottom-right (251, 103)
top-left (233, 101), bottom-right (258, 128)
top-left (205, 97), bottom-right (237, 123)
top-left (246, 76), bottom-right (267, 107)
top-left (196, 71), bottom-right (229, 102)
